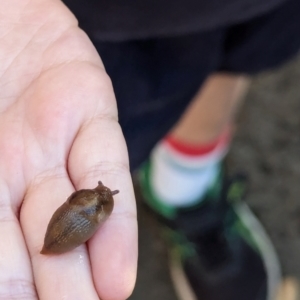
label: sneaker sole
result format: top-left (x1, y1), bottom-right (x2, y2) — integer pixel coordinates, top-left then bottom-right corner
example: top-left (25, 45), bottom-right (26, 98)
top-left (169, 202), bottom-right (282, 300)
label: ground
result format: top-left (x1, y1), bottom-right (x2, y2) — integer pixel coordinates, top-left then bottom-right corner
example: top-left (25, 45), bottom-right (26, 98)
top-left (129, 54), bottom-right (300, 299)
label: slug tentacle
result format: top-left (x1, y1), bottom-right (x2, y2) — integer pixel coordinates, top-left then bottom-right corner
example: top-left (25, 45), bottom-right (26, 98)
top-left (41, 181), bottom-right (118, 255)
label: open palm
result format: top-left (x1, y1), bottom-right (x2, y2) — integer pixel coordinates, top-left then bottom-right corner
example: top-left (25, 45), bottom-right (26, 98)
top-left (0, 1), bottom-right (137, 299)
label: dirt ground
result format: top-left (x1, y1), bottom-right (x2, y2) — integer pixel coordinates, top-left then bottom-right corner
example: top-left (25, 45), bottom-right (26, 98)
top-left (129, 53), bottom-right (300, 300)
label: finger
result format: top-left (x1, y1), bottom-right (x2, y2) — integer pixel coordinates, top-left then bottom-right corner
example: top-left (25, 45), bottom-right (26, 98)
top-left (68, 117), bottom-right (138, 300)
top-left (0, 180), bottom-right (37, 299)
top-left (20, 173), bottom-right (100, 300)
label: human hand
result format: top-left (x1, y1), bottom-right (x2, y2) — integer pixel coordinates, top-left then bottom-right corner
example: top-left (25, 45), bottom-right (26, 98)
top-left (0, 1), bottom-right (137, 299)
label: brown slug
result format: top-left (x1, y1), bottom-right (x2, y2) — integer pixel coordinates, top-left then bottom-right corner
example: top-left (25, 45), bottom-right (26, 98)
top-left (40, 181), bottom-right (119, 255)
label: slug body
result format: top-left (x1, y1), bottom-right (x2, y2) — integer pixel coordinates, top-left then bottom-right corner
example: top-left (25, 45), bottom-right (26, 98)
top-left (41, 181), bottom-right (119, 255)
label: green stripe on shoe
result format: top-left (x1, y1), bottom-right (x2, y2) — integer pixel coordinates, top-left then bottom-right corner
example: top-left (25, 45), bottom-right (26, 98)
top-left (139, 161), bottom-right (177, 219)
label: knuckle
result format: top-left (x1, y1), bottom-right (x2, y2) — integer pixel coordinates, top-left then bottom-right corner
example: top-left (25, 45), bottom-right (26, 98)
top-left (0, 200), bottom-right (16, 223)
top-left (0, 279), bottom-right (37, 300)
top-left (80, 160), bottom-right (129, 184)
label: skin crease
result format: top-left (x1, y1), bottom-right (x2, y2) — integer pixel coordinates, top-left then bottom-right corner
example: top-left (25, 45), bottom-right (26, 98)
top-left (41, 181), bottom-right (119, 254)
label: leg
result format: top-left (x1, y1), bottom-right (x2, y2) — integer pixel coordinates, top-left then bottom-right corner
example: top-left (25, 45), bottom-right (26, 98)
top-left (149, 73), bottom-right (250, 207)
top-left (171, 73), bottom-right (250, 144)
top-left (139, 69), bottom-right (281, 300)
